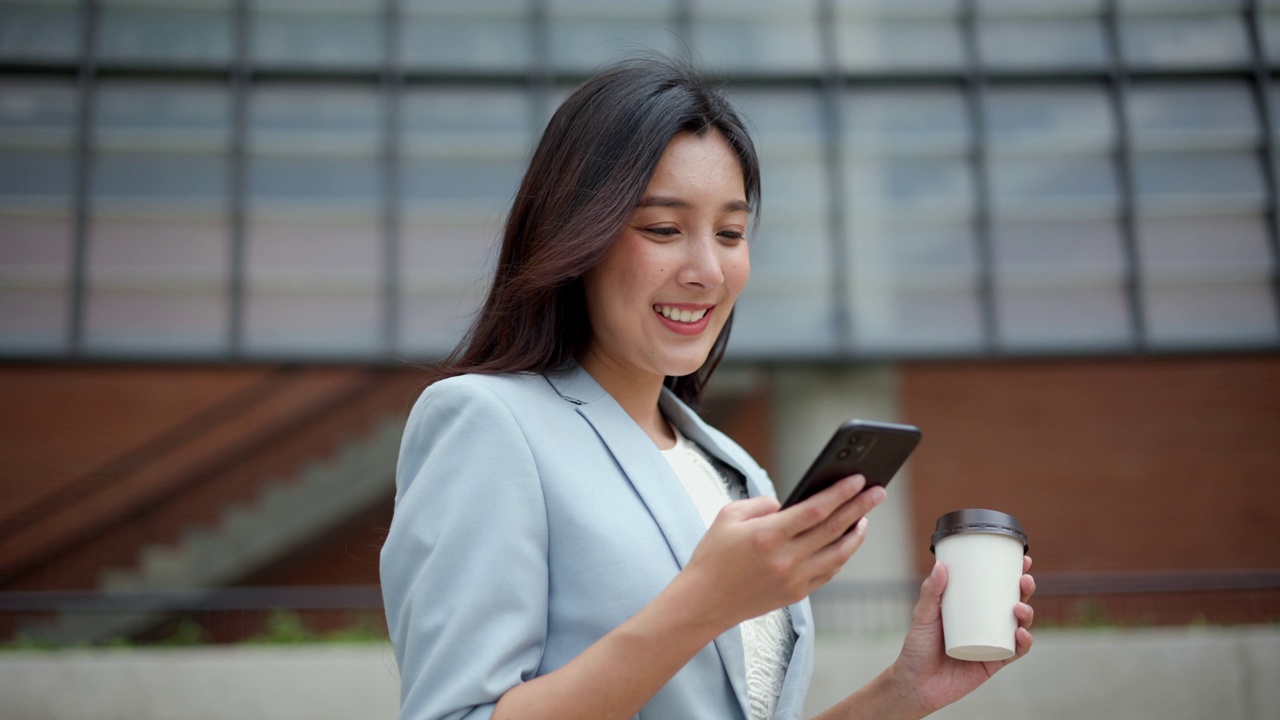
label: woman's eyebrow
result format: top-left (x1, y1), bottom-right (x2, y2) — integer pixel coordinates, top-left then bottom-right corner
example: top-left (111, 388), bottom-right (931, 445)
top-left (637, 195), bottom-right (751, 213)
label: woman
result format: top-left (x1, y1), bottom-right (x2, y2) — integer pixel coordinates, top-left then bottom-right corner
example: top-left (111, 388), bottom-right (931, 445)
top-left (380, 57), bottom-right (1035, 720)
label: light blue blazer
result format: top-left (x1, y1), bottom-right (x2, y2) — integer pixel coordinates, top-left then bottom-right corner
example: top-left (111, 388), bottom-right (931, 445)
top-left (380, 363), bottom-right (815, 720)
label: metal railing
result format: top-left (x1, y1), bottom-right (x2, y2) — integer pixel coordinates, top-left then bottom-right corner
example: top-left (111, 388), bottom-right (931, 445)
top-left (806, 569), bottom-right (1280, 638)
top-left (2, 570), bottom-right (1277, 647)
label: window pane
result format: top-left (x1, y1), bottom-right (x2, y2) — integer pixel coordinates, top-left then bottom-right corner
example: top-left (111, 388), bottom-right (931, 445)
top-left (693, 0), bottom-right (822, 74)
top-left (0, 213), bottom-right (72, 354)
top-left (979, 0), bottom-right (1104, 10)
top-left (1140, 215), bottom-right (1278, 346)
top-left (249, 86), bottom-right (380, 204)
top-left (1128, 82), bottom-right (1258, 150)
top-left (849, 156), bottom-right (974, 215)
top-left (842, 87), bottom-right (980, 352)
top-left (86, 83), bottom-right (230, 355)
top-left (986, 86), bottom-right (1114, 153)
top-left (845, 89), bottom-right (973, 216)
top-left (851, 221), bottom-right (984, 353)
top-left (1120, 11), bottom-right (1250, 69)
top-left (0, 1), bottom-right (81, 62)
top-left (1130, 83), bottom-right (1264, 212)
top-left (728, 89), bottom-right (834, 355)
top-left (835, 4), bottom-right (964, 72)
top-left (986, 86), bottom-right (1118, 215)
top-left (252, 1), bottom-right (381, 68)
top-left (844, 88), bottom-right (969, 155)
top-left (399, 88), bottom-right (531, 356)
top-left (245, 86), bottom-right (382, 356)
top-left (245, 211), bottom-right (382, 355)
top-left (548, 1), bottom-right (679, 72)
top-left (0, 147), bottom-right (74, 198)
top-left (84, 210), bottom-right (229, 353)
top-left (982, 86), bottom-right (1130, 350)
top-left (99, 1), bottom-right (232, 65)
top-left (400, 219), bottom-right (495, 356)
top-left (0, 80), bottom-right (76, 354)
top-left (990, 156), bottom-right (1118, 215)
top-left (1133, 153), bottom-right (1264, 212)
top-left (994, 218), bottom-right (1131, 349)
top-left (979, 17), bottom-right (1108, 70)
top-left (401, 1), bottom-right (530, 71)
top-left (1264, 11), bottom-right (1280, 65)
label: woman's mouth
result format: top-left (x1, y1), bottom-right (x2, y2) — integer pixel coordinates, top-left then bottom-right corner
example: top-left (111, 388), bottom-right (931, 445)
top-left (654, 305), bottom-right (709, 324)
top-left (653, 304), bottom-right (713, 335)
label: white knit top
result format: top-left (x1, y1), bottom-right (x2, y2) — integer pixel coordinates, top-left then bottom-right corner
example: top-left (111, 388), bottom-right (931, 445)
top-left (661, 426), bottom-right (795, 720)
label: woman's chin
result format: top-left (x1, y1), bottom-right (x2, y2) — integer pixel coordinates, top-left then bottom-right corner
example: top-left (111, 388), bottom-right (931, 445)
top-left (658, 351), bottom-right (715, 379)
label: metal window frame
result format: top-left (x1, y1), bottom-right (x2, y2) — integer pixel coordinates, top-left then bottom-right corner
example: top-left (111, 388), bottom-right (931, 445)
top-left (1246, 0), bottom-right (1280, 337)
top-left (0, 0), bottom-right (1275, 364)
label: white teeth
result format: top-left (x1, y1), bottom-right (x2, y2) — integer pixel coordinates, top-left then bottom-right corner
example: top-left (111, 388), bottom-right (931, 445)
top-left (655, 306), bottom-right (708, 323)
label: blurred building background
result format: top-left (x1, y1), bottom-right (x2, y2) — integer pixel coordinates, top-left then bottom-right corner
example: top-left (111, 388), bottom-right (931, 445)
top-left (0, 0), bottom-right (1278, 647)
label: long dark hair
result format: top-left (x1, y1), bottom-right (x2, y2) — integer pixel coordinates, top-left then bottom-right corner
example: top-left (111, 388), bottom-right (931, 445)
top-left (439, 56), bottom-right (760, 409)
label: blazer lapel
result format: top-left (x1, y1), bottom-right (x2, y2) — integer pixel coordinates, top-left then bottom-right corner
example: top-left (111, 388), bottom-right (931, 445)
top-left (544, 366), bottom-right (706, 572)
top-left (659, 390), bottom-right (774, 500)
top-left (662, 387), bottom-right (815, 716)
top-left (545, 366), bottom-right (752, 718)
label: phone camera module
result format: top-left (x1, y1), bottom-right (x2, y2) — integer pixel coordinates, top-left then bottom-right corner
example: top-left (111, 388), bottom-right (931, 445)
top-left (837, 448), bottom-right (851, 460)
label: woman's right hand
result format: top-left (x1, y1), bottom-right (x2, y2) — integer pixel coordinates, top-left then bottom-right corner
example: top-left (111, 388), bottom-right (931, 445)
top-left (681, 474), bottom-right (887, 629)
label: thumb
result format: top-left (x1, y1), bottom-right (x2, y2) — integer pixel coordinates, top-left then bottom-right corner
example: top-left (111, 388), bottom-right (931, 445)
top-left (913, 561), bottom-right (947, 622)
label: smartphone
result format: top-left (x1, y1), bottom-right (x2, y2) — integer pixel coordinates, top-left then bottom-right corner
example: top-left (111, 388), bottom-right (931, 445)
top-left (781, 419), bottom-right (922, 509)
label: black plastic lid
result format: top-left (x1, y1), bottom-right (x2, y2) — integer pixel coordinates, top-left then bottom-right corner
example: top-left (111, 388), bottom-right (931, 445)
top-left (929, 508), bottom-right (1028, 554)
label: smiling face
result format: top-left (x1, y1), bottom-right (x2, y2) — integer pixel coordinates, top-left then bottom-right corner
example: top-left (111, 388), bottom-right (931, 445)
top-left (580, 129), bottom-right (751, 392)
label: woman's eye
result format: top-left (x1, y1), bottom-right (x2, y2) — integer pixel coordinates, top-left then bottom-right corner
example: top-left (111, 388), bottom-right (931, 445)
top-left (645, 227), bottom-right (680, 238)
top-left (718, 230), bottom-right (746, 242)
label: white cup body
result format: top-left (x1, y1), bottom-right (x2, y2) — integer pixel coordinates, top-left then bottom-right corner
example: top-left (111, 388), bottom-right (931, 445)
top-left (934, 531), bottom-right (1023, 661)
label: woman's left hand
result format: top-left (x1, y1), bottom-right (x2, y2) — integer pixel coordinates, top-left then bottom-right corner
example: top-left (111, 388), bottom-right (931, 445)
top-left (888, 556), bottom-right (1036, 717)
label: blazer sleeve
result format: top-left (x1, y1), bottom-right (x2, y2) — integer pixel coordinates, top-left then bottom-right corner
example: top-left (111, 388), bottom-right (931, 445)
top-left (380, 378), bottom-right (550, 720)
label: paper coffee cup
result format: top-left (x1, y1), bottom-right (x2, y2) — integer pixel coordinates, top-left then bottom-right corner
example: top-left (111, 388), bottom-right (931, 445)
top-left (930, 509), bottom-right (1028, 662)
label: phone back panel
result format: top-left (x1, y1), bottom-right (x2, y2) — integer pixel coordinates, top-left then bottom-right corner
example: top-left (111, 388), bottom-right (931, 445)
top-left (782, 419), bottom-right (922, 508)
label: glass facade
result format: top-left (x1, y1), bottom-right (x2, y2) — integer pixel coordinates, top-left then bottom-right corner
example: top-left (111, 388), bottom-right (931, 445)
top-left (0, 0), bottom-right (1276, 360)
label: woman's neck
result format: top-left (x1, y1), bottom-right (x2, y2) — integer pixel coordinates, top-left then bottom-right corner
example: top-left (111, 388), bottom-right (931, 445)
top-left (579, 352), bottom-right (675, 449)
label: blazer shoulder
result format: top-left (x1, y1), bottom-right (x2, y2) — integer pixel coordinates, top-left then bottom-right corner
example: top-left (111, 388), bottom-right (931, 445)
top-left (411, 372), bottom-right (556, 416)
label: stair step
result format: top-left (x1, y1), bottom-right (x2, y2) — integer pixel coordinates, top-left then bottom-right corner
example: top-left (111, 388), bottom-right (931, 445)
top-left (23, 417), bottom-right (406, 645)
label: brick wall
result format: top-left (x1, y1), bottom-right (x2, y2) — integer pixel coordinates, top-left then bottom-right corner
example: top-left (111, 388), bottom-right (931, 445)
top-left (0, 364), bottom-right (429, 592)
top-left (0, 365), bottom-right (274, 526)
top-left (899, 354), bottom-right (1280, 616)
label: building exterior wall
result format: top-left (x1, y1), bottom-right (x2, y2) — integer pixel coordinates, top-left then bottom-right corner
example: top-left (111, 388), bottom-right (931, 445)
top-left (899, 353), bottom-right (1280, 624)
top-left (899, 353), bottom-right (1280, 576)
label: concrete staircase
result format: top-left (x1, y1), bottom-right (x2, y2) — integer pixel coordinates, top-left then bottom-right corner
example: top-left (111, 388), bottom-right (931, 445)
top-left (26, 416), bottom-right (404, 645)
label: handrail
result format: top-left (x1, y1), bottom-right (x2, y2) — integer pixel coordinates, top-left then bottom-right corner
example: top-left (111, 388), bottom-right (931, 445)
top-left (0, 585), bottom-right (384, 612)
top-left (813, 569), bottom-right (1280, 598)
top-left (1, 571), bottom-right (1275, 614)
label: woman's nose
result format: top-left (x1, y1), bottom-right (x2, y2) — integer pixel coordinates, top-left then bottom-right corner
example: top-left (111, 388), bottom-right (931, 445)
top-left (677, 235), bottom-right (725, 288)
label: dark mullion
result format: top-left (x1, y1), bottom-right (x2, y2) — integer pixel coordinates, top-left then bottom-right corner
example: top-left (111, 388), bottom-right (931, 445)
top-left (961, 0), bottom-right (997, 354)
top-left (380, 0), bottom-right (403, 358)
top-left (6, 62), bottom-right (1268, 92)
top-left (673, 0), bottom-right (693, 47)
top-left (67, 0), bottom-right (99, 357)
top-left (1245, 0), bottom-right (1280, 337)
top-left (227, 0), bottom-right (249, 358)
top-left (817, 0), bottom-right (852, 353)
top-left (1103, 0), bottom-right (1148, 351)
top-left (529, 0), bottom-right (552, 132)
